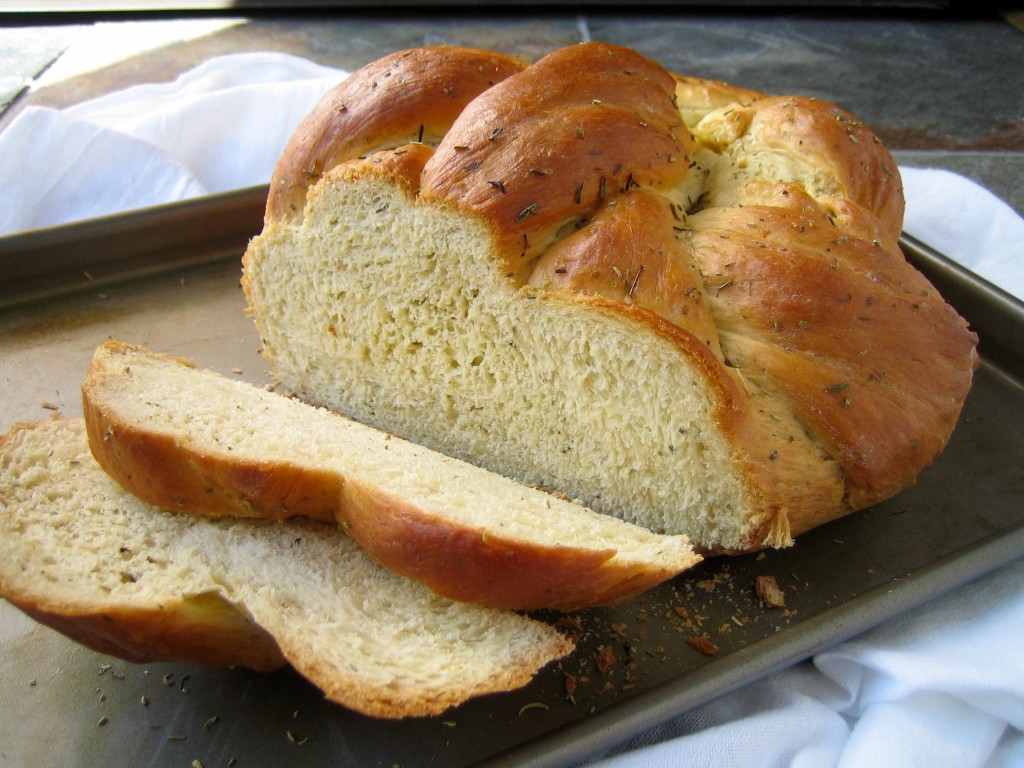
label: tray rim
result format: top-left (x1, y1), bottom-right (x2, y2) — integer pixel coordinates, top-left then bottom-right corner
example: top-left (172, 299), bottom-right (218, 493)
top-left (0, 184), bottom-right (268, 310)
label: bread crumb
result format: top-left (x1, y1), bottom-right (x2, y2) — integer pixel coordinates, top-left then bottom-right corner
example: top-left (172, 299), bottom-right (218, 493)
top-left (685, 635), bottom-right (719, 656)
top-left (755, 575), bottom-right (786, 608)
top-left (564, 672), bottom-right (578, 698)
top-left (595, 645), bottom-right (616, 673)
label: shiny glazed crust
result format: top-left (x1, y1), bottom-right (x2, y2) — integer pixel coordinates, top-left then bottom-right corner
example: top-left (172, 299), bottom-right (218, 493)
top-left (9, 579), bottom-right (287, 671)
top-left (245, 42), bottom-right (978, 553)
top-left (266, 46), bottom-right (526, 224)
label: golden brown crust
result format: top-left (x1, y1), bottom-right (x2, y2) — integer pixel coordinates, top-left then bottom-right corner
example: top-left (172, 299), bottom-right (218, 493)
top-left (9, 594), bottom-right (287, 671)
top-left (82, 350), bottom-right (342, 524)
top-left (692, 96), bottom-right (904, 237)
top-left (338, 477), bottom-right (689, 611)
top-left (266, 46), bottom-right (525, 224)
top-left (420, 42), bottom-right (693, 281)
top-left (740, 96), bottom-right (905, 236)
top-left (683, 186), bottom-right (978, 511)
top-left (85, 402), bottom-right (343, 524)
top-left (528, 189), bottom-right (723, 359)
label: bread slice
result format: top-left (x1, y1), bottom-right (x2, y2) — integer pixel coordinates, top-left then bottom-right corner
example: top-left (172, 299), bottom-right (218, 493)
top-left (242, 42), bottom-right (978, 553)
top-left (0, 418), bottom-right (574, 718)
top-left (82, 341), bottom-right (700, 611)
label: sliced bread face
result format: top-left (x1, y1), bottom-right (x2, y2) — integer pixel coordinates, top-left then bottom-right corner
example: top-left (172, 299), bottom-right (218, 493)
top-left (82, 341), bottom-right (700, 611)
top-left (0, 419), bottom-right (574, 718)
top-left (244, 165), bottom-right (850, 553)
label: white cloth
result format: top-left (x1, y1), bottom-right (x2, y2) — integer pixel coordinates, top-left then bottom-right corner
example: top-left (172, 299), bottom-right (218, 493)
top-left (900, 167), bottom-right (1024, 301)
top-left (0, 51), bottom-right (345, 234)
top-left (1, 52), bottom-right (1022, 768)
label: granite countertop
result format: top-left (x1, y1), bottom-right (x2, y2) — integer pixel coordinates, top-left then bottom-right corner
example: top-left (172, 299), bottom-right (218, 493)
top-left (1, 9), bottom-right (1022, 217)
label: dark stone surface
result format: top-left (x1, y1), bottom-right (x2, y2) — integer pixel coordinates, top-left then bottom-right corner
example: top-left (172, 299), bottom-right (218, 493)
top-left (585, 14), bottom-right (1023, 150)
top-left (1, 11), bottom-right (1021, 214)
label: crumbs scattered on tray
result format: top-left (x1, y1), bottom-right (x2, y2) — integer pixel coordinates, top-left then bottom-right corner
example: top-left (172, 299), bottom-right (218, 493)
top-left (755, 575), bottom-right (786, 608)
top-left (551, 560), bottom-right (802, 709)
top-left (23, 659), bottom-right (249, 765)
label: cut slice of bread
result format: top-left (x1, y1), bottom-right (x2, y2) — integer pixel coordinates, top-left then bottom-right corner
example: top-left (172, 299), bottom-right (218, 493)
top-left (82, 341), bottom-right (700, 611)
top-left (0, 419), bottom-right (574, 718)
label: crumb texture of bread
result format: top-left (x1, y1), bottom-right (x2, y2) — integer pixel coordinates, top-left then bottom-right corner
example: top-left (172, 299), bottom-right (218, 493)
top-left (0, 419), bottom-right (574, 718)
top-left (243, 42), bottom-right (978, 553)
top-left (82, 341), bottom-right (699, 610)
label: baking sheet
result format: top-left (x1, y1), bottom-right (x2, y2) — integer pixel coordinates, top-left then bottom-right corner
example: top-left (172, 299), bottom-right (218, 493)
top-left (0, 197), bottom-right (1022, 768)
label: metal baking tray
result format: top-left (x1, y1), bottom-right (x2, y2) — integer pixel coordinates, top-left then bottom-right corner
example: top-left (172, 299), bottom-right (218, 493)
top-left (1, 193), bottom-right (1022, 768)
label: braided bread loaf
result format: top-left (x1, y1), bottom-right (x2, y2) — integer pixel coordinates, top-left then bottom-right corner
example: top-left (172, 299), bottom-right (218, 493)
top-left (243, 42), bottom-right (978, 554)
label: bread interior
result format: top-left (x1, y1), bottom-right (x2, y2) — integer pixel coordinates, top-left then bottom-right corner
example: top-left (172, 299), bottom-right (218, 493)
top-left (247, 175), bottom-right (756, 549)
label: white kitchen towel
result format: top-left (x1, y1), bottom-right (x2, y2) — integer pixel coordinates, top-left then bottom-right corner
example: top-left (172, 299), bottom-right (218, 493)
top-left (0, 51), bottom-right (345, 234)
top-left (900, 166), bottom-right (1024, 301)
top-left (1, 51), bottom-right (1022, 768)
